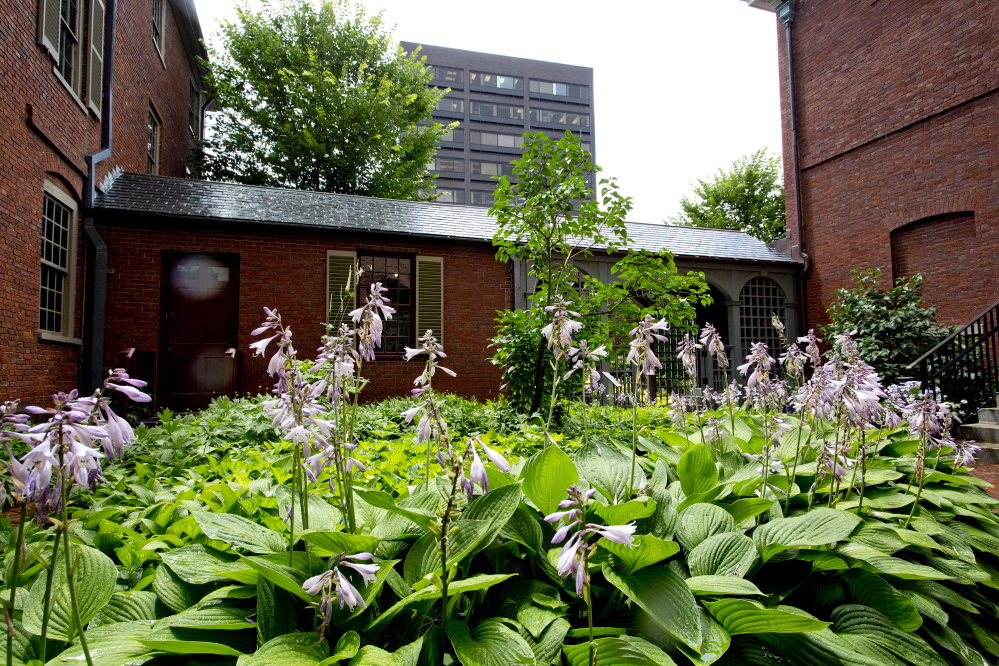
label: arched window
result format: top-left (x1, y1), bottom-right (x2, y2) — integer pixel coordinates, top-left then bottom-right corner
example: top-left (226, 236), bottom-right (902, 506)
top-left (739, 277), bottom-right (787, 358)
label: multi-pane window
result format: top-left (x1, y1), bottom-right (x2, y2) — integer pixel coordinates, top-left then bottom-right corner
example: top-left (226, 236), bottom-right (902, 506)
top-left (469, 101), bottom-right (524, 121)
top-left (739, 277), bottom-right (787, 358)
top-left (147, 106), bottom-right (161, 174)
top-left (470, 190), bottom-right (494, 207)
top-left (529, 79), bottom-right (590, 100)
top-left (428, 66), bottom-right (462, 85)
top-left (470, 131), bottom-right (525, 149)
top-left (428, 157), bottom-right (464, 174)
top-left (438, 128), bottom-right (464, 144)
top-left (39, 193), bottom-right (74, 334)
top-left (434, 188), bottom-right (465, 204)
top-left (434, 97), bottom-right (464, 113)
top-left (470, 160), bottom-right (515, 178)
top-left (152, 0), bottom-right (164, 54)
top-left (470, 71), bottom-right (523, 91)
top-left (357, 254), bottom-right (413, 353)
top-left (530, 108), bottom-right (591, 128)
top-left (58, 0), bottom-right (80, 87)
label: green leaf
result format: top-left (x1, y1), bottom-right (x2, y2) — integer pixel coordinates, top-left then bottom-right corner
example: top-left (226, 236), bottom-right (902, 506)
top-left (161, 544), bottom-right (243, 584)
top-left (753, 508), bottom-right (861, 562)
top-left (722, 498), bottom-right (775, 525)
top-left (462, 482), bottom-right (525, 552)
top-left (685, 576), bottom-right (764, 596)
top-left (347, 645), bottom-right (405, 666)
top-left (595, 498), bottom-right (657, 525)
top-left (831, 605), bottom-right (945, 666)
top-left (575, 441), bottom-right (641, 503)
top-left (298, 530), bottom-right (381, 557)
top-left (447, 619), bottom-right (536, 665)
top-left (676, 504), bottom-right (736, 551)
top-left (602, 565), bottom-right (702, 651)
top-left (499, 505), bottom-right (544, 552)
top-left (89, 591), bottom-right (158, 627)
top-left (236, 632), bottom-right (329, 665)
top-left (241, 556), bottom-right (313, 602)
top-left (322, 631), bottom-right (360, 663)
top-left (678, 444), bottom-right (717, 496)
top-left (688, 532), bottom-right (758, 578)
top-left (674, 604), bottom-right (731, 666)
top-left (562, 635), bottom-right (678, 665)
top-left (135, 639), bottom-right (244, 656)
top-left (842, 569), bottom-right (922, 632)
top-left (353, 488), bottom-right (434, 530)
top-left (704, 599), bottom-right (830, 635)
top-left (599, 535), bottom-right (679, 573)
top-left (160, 604), bottom-right (256, 630)
top-left (194, 511), bottom-right (286, 554)
top-left (367, 574), bottom-right (516, 634)
top-left (46, 621), bottom-right (160, 666)
top-left (22, 544), bottom-right (117, 641)
top-left (520, 617), bottom-right (569, 664)
top-left (521, 445), bottom-right (578, 516)
top-left (152, 562), bottom-right (207, 612)
top-left (403, 520), bottom-right (489, 584)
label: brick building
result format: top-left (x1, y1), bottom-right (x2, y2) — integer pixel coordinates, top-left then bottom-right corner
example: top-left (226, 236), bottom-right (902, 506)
top-left (745, 0), bottom-right (999, 329)
top-left (0, 0), bottom-right (207, 403)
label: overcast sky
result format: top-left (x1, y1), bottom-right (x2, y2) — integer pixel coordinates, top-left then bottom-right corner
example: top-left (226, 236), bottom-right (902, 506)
top-left (193, 0), bottom-right (783, 224)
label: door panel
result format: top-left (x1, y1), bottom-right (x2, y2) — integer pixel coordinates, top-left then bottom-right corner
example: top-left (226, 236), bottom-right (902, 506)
top-left (162, 253), bottom-right (240, 411)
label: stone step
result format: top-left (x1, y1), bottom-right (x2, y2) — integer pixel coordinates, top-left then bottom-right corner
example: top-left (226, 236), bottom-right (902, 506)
top-left (960, 422), bottom-right (999, 444)
top-left (974, 442), bottom-right (999, 465)
top-left (980, 408), bottom-right (999, 424)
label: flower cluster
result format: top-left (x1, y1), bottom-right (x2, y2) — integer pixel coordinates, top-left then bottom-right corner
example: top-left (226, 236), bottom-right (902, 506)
top-left (302, 552), bottom-right (378, 631)
top-left (626, 315), bottom-right (669, 375)
top-left (350, 282), bottom-right (396, 361)
top-left (565, 340), bottom-right (608, 388)
top-left (545, 485), bottom-right (636, 595)
top-left (541, 296), bottom-right (583, 361)
top-left (699, 323), bottom-right (729, 368)
top-left (676, 333), bottom-right (702, 378)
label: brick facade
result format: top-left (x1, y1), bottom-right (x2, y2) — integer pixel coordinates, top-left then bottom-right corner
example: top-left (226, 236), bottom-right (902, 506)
top-left (773, 0), bottom-right (999, 328)
top-left (0, 0), bottom-right (203, 404)
top-left (98, 219), bottom-right (513, 404)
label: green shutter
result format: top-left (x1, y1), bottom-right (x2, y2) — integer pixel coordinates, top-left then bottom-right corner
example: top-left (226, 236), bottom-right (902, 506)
top-left (88, 0), bottom-right (106, 116)
top-left (416, 256), bottom-right (444, 343)
top-left (326, 251), bottom-right (357, 332)
top-left (38, 0), bottom-right (61, 59)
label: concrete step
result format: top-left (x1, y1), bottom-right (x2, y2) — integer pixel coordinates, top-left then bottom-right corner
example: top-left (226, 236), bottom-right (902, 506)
top-left (980, 408), bottom-right (999, 424)
top-left (960, 422), bottom-right (999, 444)
top-left (975, 442), bottom-right (999, 464)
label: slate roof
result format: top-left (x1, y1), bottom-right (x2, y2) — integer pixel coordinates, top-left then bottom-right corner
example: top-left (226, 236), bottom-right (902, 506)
top-left (96, 173), bottom-right (798, 265)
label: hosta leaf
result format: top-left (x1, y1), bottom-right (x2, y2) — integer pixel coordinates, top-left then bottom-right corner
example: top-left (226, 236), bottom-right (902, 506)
top-left (402, 520), bottom-right (489, 584)
top-left (354, 488), bottom-right (434, 531)
top-left (705, 599), bottom-right (829, 635)
top-left (160, 604), bottom-right (256, 630)
top-left (153, 562), bottom-right (208, 612)
top-left (297, 530), bottom-right (381, 557)
top-left (46, 621), bottom-right (161, 666)
top-left (753, 508), bottom-right (861, 562)
top-left (520, 617), bottom-right (570, 663)
top-left (462, 482), bottom-right (525, 552)
top-left (575, 441), bottom-right (640, 504)
top-left (849, 523), bottom-right (906, 555)
top-left (602, 565), bottom-right (702, 651)
top-left (241, 556), bottom-right (313, 602)
top-left (595, 498), bottom-right (657, 525)
top-left (897, 589), bottom-right (948, 625)
top-left (678, 444), bottom-right (717, 497)
top-left (563, 635), bottom-right (678, 665)
top-left (688, 532), bottom-right (758, 578)
top-left (516, 601), bottom-right (565, 639)
top-left (161, 544), bottom-right (243, 584)
top-left (194, 511), bottom-right (286, 554)
top-left (325, 630), bottom-right (361, 663)
top-left (23, 544), bottom-right (117, 641)
top-left (367, 574), bottom-right (516, 634)
top-left (842, 569), bottom-right (922, 632)
top-left (673, 604), bottom-right (730, 665)
top-left (236, 631), bottom-right (329, 665)
top-left (831, 604), bottom-right (945, 666)
top-left (757, 628), bottom-right (892, 666)
top-left (600, 535), bottom-right (679, 573)
top-left (135, 639), bottom-right (244, 656)
top-left (89, 591), bottom-right (158, 626)
top-left (685, 575), bottom-right (764, 596)
top-left (347, 645), bottom-right (405, 666)
top-left (521, 445), bottom-right (578, 516)
top-left (836, 544), bottom-right (948, 580)
top-left (924, 620), bottom-right (991, 666)
top-left (722, 498), bottom-right (774, 525)
top-left (676, 504), bottom-right (736, 551)
top-left (447, 618), bottom-right (536, 665)
top-left (499, 505), bottom-right (544, 552)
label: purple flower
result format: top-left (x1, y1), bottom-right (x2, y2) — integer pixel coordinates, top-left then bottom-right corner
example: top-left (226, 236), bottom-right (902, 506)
top-left (541, 297), bottom-right (583, 361)
top-left (676, 333), bottom-right (702, 378)
top-left (953, 441), bottom-right (980, 468)
top-left (699, 323), bottom-right (729, 368)
top-left (627, 315), bottom-right (669, 375)
top-left (301, 552), bottom-right (378, 627)
top-left (351, 283), bottom-right (396, 361)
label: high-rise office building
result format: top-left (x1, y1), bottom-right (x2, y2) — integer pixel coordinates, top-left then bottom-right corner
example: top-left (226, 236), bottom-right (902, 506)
top-left (400, 42), bottom-right (595, 207)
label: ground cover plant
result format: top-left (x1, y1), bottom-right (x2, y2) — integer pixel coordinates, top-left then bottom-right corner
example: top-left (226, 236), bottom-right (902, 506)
top-left (1, 286), bottom-right (998, 665)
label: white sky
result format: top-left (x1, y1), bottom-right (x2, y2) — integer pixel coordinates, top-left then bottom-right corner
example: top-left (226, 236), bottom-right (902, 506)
top-left (192, 0), bottom-right (783, 224)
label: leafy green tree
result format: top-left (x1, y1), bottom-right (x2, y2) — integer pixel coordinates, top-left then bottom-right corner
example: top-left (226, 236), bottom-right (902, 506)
top-left (823, 268), bottom-right (951, 384)
top-left (194, 0), bottom-right (450, 200)
top-left (490, 133), bottom-right (709, 413)
top-left (669, 149), bottom-right (786, 242)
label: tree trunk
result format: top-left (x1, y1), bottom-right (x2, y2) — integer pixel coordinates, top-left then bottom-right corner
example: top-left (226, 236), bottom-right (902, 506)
top-left (528, 337), bottom-right (548, 415)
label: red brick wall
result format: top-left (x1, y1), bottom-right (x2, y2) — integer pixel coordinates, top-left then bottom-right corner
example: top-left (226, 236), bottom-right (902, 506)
top-left (99, 220), bottom-right (513, 404)
top-left (0, 0), bottom-right (200, 404)
top-left (774, 0), bottom-right (999, 330)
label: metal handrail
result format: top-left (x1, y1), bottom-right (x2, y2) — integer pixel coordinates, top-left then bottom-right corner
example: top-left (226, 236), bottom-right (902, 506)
top-left (906, 297), bottom-right (999, 371)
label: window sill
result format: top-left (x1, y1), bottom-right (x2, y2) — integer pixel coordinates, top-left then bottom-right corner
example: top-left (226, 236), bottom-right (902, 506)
top-left (38, 331), bottom-right (83, 346)
top-left (51, 67), bottom-right (89, 115)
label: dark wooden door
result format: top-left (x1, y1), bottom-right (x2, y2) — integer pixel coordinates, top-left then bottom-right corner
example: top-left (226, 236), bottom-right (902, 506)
top-left (162, 253), bottom-right (240, 411)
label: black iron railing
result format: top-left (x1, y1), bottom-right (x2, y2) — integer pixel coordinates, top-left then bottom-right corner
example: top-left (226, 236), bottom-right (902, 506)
top-left (905, 298), bottom-right (999, 421)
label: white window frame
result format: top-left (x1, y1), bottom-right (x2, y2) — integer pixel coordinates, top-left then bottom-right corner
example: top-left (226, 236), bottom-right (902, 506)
top-left (37, 181), bottom-right (82, 344)
top-left (152, 0), bottom-right (166, 67)
top-left (47, 0), bottom-right (89, 112)
top-left (147, 104), bottom-right (161, 174)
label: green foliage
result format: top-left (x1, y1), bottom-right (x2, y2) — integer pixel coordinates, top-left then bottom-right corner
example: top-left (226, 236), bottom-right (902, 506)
top-left (195, 0), bottom-right (450, 200)
top-left (670, 148), bottom-right (787, 242)
top-left (823, 268), bottom-right (950, 383)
